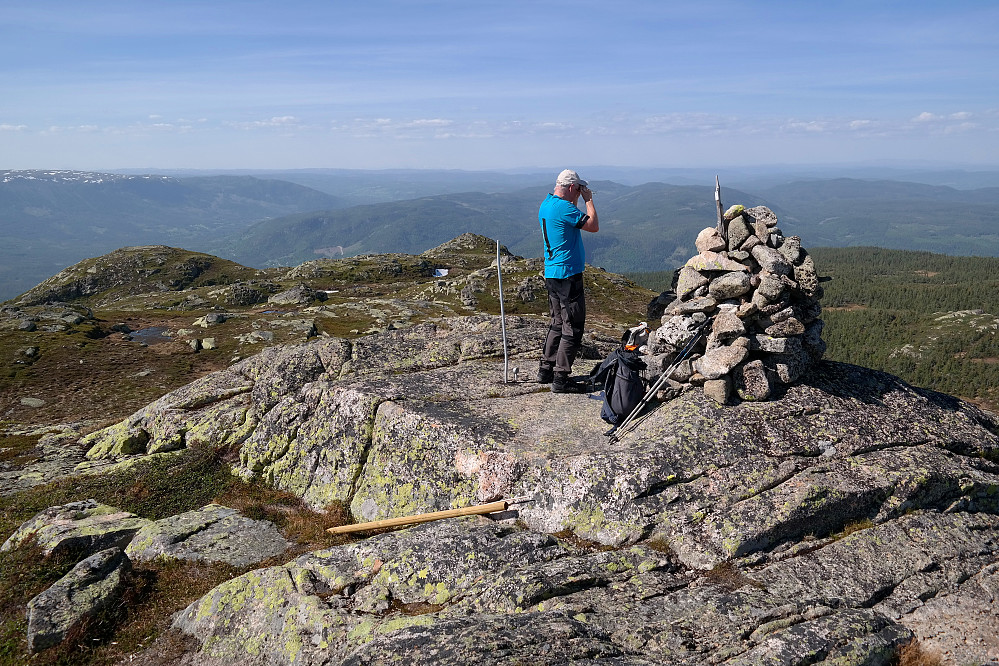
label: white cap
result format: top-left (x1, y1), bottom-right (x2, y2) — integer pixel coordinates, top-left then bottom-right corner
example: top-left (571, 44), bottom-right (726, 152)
top-left (556, 169), bottom-right (588, 187)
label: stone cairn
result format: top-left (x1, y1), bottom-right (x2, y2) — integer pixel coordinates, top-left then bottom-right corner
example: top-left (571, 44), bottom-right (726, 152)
top-left (644, 205), bottom-right (826, 404)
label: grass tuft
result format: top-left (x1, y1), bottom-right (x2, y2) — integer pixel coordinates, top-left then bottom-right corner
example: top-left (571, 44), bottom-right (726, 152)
top-left (552, 529), bottom-right (618, 553)
top-left (643, 536), bottom-right (674, 554)
top-left (214, 481), bottom-right (354, 549)
top-left (894, 639), bottom-right (943, 666)
top-left (834, 518), bottom-right (875, 540)
top-left (704, 561), bottom-right (765, 592)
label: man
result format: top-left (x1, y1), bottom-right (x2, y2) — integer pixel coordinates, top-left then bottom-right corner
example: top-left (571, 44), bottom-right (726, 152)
top-left (537, 169), bottom-right (599, 393)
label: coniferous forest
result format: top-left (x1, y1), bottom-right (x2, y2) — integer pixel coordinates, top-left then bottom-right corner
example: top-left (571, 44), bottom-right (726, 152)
top-left (627, 246), bottom-right (999, 412)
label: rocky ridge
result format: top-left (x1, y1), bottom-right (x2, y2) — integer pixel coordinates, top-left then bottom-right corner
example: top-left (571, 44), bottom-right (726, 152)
top-left (18, 309), bottom-right (994, 665)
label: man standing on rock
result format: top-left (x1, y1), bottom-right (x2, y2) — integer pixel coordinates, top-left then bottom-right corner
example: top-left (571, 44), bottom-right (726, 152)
top-left (537, 169), bottom-right (599, 393)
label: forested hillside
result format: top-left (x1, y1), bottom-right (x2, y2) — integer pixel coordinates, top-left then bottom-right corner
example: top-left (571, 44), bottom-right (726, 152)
top-left (218, 182), bottom-right (769, 273)
top-left (628, 247), bottom-right (999, 411)
top-left (756, 179), bottom-right (999, 256)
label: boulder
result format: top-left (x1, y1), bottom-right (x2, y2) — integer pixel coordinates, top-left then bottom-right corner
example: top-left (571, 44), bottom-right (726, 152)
top-left (750, 245), bottom-right (793, 276)
top-left (710, 310), bottom-right (746, 343)
top-left (745, 205), bottom-right (779, 228)
top-left (694, 343), bottom-right (748, 379)
top-left (675, 266), bottom-right (709, 300)
top-left (765, 316), bottom-right (806, 338)
top-left (803, 320), bottom-right (827, 359)
top-left (734, 359), bottom-right (771, 400)
top-left (695, 227), bottom-right (726, 253)
top-left (723, 204), bottom-right (746, 220)
top-left (755, 273), bottom-right (787, 302)
top-left (125, 504), bottom-right (291, 567)
top-left (750, 334), bottom-right (802, 354)
top-left (685, 251), bottom-right (748, 273)
top-left (226, 283), bottom-right (267, 307)
top-left (703, 377), bottom-right (732, 404)
top-left (652, 315), bottom-right (704, 354)
top-left (707, 271), bottom-right (752, 300)
top-left (794, 254), bottom-right (820, 296)
top-left (765, 348), bottom-right (811, 383)
top-left (26, 547), bottom-right (131, 653)
top-left (1, 500), bottom-right (151, 558)
top-left (0, 427), bottom-right (89, 496)
top-left (777, 235), bottom-right (802, 264)
top-left (268, 284), bottom-right (325, 306)
top-left (663, 296), bottom-right (717, 317)
top-left (726, 215), bottom-right (752, 251)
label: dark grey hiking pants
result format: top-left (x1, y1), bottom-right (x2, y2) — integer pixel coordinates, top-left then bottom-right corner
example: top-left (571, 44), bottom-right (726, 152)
top-left (541, 273), bottom-right (586, 374)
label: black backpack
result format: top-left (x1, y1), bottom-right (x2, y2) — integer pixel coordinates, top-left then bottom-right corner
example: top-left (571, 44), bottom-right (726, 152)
top-left (589, 339), bottom-right (648, 426)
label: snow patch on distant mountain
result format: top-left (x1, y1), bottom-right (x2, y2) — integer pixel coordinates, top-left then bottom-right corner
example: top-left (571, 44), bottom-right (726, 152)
top-left (0, 170), bottom-right (171, 185)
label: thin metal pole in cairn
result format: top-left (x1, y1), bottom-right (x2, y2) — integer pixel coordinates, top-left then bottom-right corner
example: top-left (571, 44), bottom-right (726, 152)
top-left (496, 239), bottom-right (509, 383)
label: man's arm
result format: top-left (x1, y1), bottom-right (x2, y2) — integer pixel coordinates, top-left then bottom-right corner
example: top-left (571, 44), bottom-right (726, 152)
top-left (579, 187), bottom-right (598, 232)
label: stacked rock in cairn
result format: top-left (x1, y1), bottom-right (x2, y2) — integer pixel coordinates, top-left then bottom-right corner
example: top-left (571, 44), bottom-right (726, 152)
top-left (644, 205), bottom-right (826, 404)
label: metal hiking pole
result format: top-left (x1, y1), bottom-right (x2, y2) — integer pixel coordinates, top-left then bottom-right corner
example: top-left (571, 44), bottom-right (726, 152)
top-left (496, 239), bottom-right (509, 383)
top-left (607, 317), bottom-right (712, 442)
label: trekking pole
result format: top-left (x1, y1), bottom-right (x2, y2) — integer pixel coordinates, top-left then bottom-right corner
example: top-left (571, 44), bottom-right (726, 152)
top-left (607, 317), bottom-right (712, 442)
top-left (496, 239), bottom-right (509, 383)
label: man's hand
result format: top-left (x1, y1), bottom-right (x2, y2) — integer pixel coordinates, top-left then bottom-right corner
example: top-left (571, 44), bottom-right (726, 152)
top-left (579, 186), bottom-right (598, 232)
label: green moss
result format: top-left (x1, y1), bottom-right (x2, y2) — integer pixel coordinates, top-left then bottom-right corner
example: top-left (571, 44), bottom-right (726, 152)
top-left (347, 619), bottom-right (376, 643)
top-left (378, 615), bottom-right (435, 634)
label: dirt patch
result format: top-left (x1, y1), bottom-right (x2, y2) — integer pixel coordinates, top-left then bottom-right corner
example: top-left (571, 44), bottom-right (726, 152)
top-left (1, 316), bottom-right (227, 426)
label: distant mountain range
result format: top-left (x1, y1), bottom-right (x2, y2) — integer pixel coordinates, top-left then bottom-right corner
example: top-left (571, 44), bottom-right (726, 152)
top-left (0, 170), bottom-right (342, 300)
top-left (216, 181), bottom-right (770, 274)
top-left (218, 177), bottom-right (999, 274)
top-left (3, 168), bottom-right (999, 302)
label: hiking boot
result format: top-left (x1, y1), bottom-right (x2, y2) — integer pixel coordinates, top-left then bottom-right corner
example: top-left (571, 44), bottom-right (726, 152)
top-left (551, 372), bottom-right (587, 394)
top-left (537, 366), bottom-right (554, 384)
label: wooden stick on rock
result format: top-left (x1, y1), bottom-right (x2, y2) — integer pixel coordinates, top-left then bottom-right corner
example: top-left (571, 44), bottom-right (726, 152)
top-left (328, 500), bottom-right (512, 534)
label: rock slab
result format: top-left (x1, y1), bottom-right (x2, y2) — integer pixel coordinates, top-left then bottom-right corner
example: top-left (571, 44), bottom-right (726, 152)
top-left (125, 503), bottom-right (291, 567)
top-left (26, 547), bottom-right (131, 653)
top-left (1, 499), bottom-right (150, 557)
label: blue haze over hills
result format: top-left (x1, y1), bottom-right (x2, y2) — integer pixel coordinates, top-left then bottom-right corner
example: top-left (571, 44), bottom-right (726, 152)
top-left (2, 167), bottom-right (999, 302)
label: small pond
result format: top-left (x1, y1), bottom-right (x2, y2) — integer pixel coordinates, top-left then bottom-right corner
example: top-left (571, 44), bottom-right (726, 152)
top-left (130, 326), bottom-right (172, 345)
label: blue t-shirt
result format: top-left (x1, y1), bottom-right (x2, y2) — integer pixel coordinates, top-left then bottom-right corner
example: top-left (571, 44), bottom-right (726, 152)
top-left (539, 193), bottom-right (588, 279)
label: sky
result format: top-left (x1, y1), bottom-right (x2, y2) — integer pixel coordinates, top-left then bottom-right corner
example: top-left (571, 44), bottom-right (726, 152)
top-left (1, 0), bottom-right (997, 172)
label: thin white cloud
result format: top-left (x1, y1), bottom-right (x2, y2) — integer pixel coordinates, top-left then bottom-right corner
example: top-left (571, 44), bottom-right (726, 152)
top-left (316, 110), bottom-right (999, 145)
top-left (400, 118), bottom-right (452, 128)
top-left (636, 113), bottom-right (741, 135)
top-left (0, 124), bottom-right (28, 131)
top-left (224, 116), bottom-right (301, 130)
top-left (532, 122), bottom-right (576, 133)
top-left (329, 117), bottom-right (458, 137)
top-left (944, 122), bottom-right (977, 134)
top-left (42, 124), bottom-right (101, 134)
top-left (914, 112), bottom-right (940, 122)
top-left (784, 120), bottom-right (830, 133)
